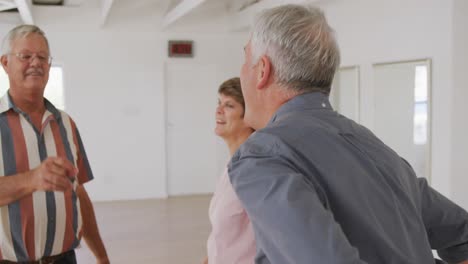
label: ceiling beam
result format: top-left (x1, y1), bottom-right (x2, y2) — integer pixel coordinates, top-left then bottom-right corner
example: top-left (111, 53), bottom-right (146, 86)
top-left (14, 0), bottom-right (34, 24)
top-left (228, 0), bottom-right (261, 13)
top-left (0, 6), bottom-right (14, 12)
top-left (100, 0), bottom-right (114, 27)
top-left (0, 0), bottom-right (12, 3)
top-left (0, 1), bottom-right (16, 12)
top-left (162, 0), bottom-right (207, 29)
top-left (164, 0), bottom-right (179, 13)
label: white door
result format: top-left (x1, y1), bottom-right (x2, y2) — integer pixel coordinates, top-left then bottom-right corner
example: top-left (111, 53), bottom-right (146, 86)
top-left (164, 62), bottom-right (225, 196)
top-left (373, 60), bottom-right (431, 180)
top-left (330, 66), bottom-right (360, 123)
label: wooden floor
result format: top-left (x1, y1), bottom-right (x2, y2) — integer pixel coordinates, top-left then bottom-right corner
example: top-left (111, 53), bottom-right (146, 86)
top-left (75, 195), bottom-right (211, 264)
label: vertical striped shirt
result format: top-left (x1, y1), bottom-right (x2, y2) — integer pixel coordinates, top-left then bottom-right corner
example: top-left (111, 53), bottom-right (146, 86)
top-left (0, 92), bottom-right (93, 262)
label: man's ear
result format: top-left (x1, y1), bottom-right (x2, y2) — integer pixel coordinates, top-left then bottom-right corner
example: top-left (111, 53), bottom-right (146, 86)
top-left (256, 55), bottom-right (272, 90)
top-left (1, 55), bottom-right (9, 73)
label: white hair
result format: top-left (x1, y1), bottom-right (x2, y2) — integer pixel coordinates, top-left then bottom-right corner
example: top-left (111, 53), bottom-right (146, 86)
top-left (1, 24), bottom-right (50, 55)
top-left (251, 4), bottom-right (340, 94)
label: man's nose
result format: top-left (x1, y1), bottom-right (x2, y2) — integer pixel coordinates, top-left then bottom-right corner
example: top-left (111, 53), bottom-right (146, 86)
top-left (29, 55), bottom-right (43, 66)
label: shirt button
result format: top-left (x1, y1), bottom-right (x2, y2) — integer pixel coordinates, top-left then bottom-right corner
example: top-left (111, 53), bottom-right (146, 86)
top-left (322, 103), bottom-right (326, 108)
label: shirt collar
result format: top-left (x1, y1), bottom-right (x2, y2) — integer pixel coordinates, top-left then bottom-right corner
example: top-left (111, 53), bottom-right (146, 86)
top-left (0, 92), bottom-right (15, 114)
top-left (269, 92), bottom-right (333, 124)
top-left (0, 90), bottom-right (62, 121)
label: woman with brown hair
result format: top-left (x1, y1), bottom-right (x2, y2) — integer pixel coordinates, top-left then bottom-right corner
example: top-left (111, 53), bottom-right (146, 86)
top-left (204, 77), bottom-right (255, 264)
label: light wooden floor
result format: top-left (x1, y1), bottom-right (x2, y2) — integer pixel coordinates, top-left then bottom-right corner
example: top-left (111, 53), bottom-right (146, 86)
top-left (75, 195), bottom-right (211, 264)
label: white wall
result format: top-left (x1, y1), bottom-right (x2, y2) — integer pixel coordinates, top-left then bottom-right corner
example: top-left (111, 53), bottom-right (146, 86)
top-left (451, 0), bottom-right (468, 209)
top-left (1, 1), bottom-right (245, 201)
top-left (312, 0), bottom-right (454, 197)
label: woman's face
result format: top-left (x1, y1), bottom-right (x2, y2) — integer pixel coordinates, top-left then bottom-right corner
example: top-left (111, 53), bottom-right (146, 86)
top-left (215, 93), bottom-right (249, 139)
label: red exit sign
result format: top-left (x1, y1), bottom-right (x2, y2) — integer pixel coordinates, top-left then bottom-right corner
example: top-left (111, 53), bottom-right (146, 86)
top-left (168, 41), bottom-right (194, 58)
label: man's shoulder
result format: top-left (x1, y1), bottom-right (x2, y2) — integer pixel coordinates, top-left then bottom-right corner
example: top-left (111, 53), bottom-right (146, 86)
top-left (51, 111), bottom-right (85, 137)
top-left (53, 109), bottom-right (76, 125)
top-left (44, 99), bottom-right (75, 123)
top-left (272, 108), bottom-right (332, 132)
top-left (234, 129), bottom-right (298, 161)
top-left (56, 109), bottom-right (71, 119)
top-left (240, 131), bottom-right (283, 156)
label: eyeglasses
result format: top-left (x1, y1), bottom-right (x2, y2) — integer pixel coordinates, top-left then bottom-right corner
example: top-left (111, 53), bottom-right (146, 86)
top-left (9, 52), bottom-right (53, 65)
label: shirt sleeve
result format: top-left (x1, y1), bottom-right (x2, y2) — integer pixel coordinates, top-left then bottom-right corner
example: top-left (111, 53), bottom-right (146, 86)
top-left (228, 132), bottom-right (367, 264)
top-left (418, 177), bottom-right (468, 263)
top-left (71, 120), bottom-right (94, 185)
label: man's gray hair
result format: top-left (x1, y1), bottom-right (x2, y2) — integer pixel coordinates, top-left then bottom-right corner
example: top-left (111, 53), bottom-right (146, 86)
top-left (251, 4), bottom-right (340, 94)
top-left (1, 24), bottom-right (50, 55)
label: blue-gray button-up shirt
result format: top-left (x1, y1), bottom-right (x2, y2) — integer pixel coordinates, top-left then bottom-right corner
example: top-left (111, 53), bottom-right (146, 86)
top-left (229, 92), bottom-right (468, 264)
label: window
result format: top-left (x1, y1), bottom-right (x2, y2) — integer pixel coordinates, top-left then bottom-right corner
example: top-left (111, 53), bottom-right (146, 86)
top-left (413, 65), bottom-right (428, 145)
top-left (0, 66), bottom-right (65, 110)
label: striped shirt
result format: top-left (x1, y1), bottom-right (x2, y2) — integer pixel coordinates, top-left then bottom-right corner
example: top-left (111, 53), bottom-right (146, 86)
top-left (0, 92), bottom-right (93, 262)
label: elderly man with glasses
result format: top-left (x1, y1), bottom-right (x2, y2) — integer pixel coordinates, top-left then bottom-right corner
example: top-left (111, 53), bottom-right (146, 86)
top-left (0, 25), bottom-right (109, 264)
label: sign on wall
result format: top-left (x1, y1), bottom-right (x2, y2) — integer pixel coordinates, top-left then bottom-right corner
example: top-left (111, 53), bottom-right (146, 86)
top-left (168, 40), bottom-right (194, 58)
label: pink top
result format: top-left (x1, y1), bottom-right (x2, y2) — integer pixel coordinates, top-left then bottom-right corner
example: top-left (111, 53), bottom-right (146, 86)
top-left (207, 168), bottom-right (256, 264)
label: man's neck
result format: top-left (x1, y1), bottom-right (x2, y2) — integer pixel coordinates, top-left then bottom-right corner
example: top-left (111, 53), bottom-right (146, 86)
top-left (259, 85), bottom-right (297, 129)
top-left (9, 89), bottom-right (45, 115)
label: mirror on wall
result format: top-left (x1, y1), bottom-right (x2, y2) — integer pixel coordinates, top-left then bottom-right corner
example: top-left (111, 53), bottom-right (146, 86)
top-left (373, 59), bottom-right (432, 181)
top-left (330, 66), bottom-right (360, 123)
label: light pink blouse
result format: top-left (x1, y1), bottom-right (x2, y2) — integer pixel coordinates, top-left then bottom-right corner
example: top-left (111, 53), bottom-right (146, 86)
top-left (207, 168), bottom-right (256, 264)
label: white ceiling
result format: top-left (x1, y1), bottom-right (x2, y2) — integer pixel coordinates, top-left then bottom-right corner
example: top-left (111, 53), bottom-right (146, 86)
top-left (0, 0), bottom-right (325, 31)
top-left (0, 0), bottom-right (266, 28)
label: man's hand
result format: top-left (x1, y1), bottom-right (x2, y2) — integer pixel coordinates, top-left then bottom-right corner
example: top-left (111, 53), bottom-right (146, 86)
top-left (31, 157), bottom-right (77, 192)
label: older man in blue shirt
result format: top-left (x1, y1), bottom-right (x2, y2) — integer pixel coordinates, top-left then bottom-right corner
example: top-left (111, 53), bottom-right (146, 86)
top-left (230, 4), bottom-right (468, 264)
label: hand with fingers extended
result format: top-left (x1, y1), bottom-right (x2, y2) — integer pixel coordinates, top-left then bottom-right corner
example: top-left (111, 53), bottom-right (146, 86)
top-left (31, 157), bottom-right (77, 192)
